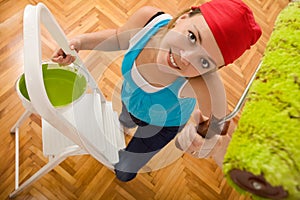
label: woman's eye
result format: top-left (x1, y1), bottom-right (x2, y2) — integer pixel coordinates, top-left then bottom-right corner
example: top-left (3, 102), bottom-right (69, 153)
top-left (201, 58), bottom-right (210, 68)
top-left (188, 31), bottom-right (197, 44)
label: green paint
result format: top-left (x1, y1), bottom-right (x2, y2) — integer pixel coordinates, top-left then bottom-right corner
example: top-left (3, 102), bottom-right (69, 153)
top-left (19, 63), bottom-right (87, 107)
top-left (223, 1), bottom-right (300, 199)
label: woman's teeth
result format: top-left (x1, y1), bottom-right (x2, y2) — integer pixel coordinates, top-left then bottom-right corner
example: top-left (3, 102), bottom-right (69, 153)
top-left (170, 54), bottom-right (177, 66)
top-left (169, 50), bottom-right (179, 68)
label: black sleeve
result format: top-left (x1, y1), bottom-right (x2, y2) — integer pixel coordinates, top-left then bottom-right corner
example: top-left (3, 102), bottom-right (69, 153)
top-left (144, 11), bottom-right (165, 27)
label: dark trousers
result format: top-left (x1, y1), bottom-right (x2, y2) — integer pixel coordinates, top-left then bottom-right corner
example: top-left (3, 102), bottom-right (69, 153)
top-left (115, 102), bottom-right (184, 182)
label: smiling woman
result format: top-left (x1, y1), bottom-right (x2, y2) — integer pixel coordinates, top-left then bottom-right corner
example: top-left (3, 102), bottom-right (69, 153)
top-left (51, 0), bottom-right (262, 182)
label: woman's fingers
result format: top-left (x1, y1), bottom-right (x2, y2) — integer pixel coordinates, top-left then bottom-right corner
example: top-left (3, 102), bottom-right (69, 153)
top-left (51, 49), bottom-right (76, 65)
top-left (193, 109), bottom-right (209, 124)
top-left (188, 134), bottom-right (221, 158)
top-left (176, 124), bottom-right (198, 151)
top-left (51, 40), bottom-right (79, 65)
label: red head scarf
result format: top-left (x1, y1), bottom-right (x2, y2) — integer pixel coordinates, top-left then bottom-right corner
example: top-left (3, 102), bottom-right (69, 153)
top-left (192, 0), bottom-right (262, 65)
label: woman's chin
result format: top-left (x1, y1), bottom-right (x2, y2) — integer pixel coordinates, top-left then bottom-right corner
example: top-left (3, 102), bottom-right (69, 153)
top-left (158, 64), bottom-right (181, 76)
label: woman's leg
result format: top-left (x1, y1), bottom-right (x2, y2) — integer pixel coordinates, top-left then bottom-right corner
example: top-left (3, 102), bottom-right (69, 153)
top-left (118, 102), bottom-right (138, 129)
top-left (114, 124), bottom-right (184, 182)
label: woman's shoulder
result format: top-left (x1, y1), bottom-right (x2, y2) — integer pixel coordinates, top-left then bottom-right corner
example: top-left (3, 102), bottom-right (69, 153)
top-left (117, 6), bottom-right (166, 50)
top-left (120, 6), bottom-right (163, 30)
top-left (133, 6), bottom-right (164, 26)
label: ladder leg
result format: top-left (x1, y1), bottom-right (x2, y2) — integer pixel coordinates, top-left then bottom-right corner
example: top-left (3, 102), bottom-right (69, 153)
top-left (10, 110), bottom-right (31, 134)
top-left (14, 127), bottom-right (20, 192)
top-left (9, 146), bottom-right (81, 198)
top-left (11, 111), bottom-right (31, 195)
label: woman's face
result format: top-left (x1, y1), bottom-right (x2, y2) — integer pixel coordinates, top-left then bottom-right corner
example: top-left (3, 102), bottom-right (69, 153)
top-left (156, 13), bottom-right (224, 77)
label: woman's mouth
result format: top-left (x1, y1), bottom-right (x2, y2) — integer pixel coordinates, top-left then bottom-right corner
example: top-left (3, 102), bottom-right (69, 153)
top-left (167, 49), bottom-right (180, 69)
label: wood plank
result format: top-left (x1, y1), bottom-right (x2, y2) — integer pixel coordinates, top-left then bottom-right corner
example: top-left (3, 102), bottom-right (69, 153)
top-left (0, 0), bottom-right (289, 199)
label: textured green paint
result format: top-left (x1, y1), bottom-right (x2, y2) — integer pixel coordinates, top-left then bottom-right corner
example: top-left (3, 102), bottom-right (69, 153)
top-left (223, 2), bottom-right (300, 199)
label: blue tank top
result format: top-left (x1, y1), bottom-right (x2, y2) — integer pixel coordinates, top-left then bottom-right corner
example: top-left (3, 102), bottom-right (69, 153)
top-left (121, 14), bottom-right (196, 127)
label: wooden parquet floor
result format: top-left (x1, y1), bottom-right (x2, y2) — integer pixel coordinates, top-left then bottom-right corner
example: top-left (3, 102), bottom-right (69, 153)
top-left (0, 0), bottom-right (289, 199)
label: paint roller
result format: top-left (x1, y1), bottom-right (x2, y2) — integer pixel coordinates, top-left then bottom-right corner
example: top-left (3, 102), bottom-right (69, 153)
top-left (223, 1), bottom-right (300, 199)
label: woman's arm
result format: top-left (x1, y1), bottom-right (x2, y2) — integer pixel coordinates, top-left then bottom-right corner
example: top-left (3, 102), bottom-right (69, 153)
top-left (182, 73), bottom-right (227, 120)
top-left (181, 76), bottom-right (212, 118)
top-left (77, 6), bottom-right (162, 51)
top-left (176, 73), bottom-right (230, 162)
top-left (52, 6), bottom-right (162, 64)
top-left (181, 73), bottom-right (228, 136)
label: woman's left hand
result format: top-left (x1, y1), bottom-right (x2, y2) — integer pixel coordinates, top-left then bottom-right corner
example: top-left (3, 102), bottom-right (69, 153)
top-left (175, 123), bottom-right (222, 158)
top-left (175, 109), bottom-right (233, 167)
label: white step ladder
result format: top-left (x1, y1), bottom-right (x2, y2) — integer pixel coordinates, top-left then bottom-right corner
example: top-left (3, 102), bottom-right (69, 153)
top-left (9, 3), bottom-right (125, 198)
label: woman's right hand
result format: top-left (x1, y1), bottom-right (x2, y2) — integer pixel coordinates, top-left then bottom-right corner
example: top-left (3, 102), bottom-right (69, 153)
top-left (51, 38), bottom-right (81, 65)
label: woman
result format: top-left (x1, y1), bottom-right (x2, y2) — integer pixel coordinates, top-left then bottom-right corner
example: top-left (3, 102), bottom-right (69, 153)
top-left (52, 0), bottom-right (261, 182)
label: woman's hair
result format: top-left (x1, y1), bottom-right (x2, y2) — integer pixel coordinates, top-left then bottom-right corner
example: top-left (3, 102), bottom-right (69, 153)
top-left (167, 7), bottom-right (202, 29)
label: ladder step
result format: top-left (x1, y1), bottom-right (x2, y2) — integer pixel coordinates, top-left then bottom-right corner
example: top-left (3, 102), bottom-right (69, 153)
top-left (42, 93), bottom-right (125, 165)
top-left (114, 112), bottom-right (126, 150)
top-left (102, 102), bottom-right (119, 164)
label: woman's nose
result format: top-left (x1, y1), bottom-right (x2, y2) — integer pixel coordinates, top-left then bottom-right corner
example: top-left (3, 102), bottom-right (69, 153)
top-left (180, 50), bottom-right (191, 66)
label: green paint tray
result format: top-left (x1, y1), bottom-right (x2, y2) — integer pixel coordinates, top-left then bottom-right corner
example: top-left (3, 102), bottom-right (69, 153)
top-left (18, 63), bottom-right (87, 108)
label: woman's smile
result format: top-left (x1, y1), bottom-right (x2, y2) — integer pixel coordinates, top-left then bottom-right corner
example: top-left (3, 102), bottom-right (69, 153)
top-left (167, 48), bottom-right (180, 70)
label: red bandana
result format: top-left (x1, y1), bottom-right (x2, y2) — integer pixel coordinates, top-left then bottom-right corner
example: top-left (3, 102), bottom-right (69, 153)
top-left (192, 0), bottom-right (262, 65)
